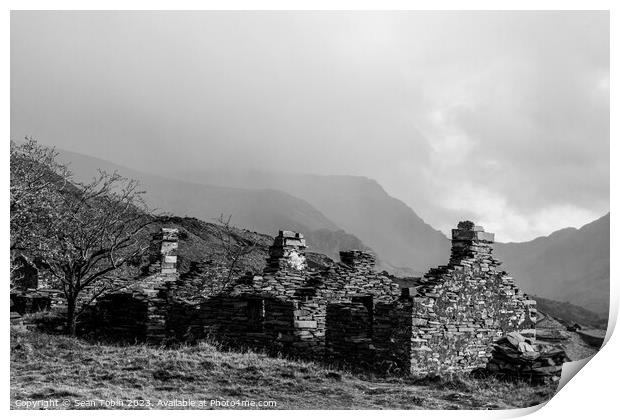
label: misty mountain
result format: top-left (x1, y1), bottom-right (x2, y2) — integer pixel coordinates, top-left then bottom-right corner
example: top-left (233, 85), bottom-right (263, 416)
top-left (164, 170), bottom-right (451, 274)
top-left (495, 213), bottom-right (610, 316)
top-left (54, 149), bottom-right (609, 316)
top-left (55, 149), bottom-right (372, 261)
top-left (160, 169), bottom-right (610, 316)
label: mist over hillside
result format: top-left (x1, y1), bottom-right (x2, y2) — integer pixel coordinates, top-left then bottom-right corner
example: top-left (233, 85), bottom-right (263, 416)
top-left (164, 169), bottom-right (451, 274)
top-left (55, 149), bottom-right (374, 263)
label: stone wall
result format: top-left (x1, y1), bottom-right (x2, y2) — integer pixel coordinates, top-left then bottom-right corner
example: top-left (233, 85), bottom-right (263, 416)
top-left (94, 292), bottom-right (150, 341)
top-left (87, 223), bottom-right (537, 378)
top-left (325, 301), bottom-right (374, 369)
top-left (181, 296), bottom-right (296, 353)
top-left (86, 274), bottom-right (178, 343)
top-left (82, 229), bottom-right (181, 342)
top-left (157, 232), bottom-right (399, 358)
top-left (315, 222), bottom-right (536, 375)
top-left (372, 301), bottom-right (415, 374)
top-left (368, 222), bottom-right (536, 375)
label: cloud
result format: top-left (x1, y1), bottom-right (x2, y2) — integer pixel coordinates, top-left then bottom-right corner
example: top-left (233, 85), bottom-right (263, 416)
top-left (10, 11), bottom-right (609, 241)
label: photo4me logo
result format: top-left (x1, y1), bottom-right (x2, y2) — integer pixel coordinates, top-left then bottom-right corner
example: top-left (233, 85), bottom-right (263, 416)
top-left (158, 399), bottom-right (277, 408)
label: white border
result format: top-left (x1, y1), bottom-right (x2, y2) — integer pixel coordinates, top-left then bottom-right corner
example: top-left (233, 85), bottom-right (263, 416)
top-left (3, 2), bottom-right (616, 420)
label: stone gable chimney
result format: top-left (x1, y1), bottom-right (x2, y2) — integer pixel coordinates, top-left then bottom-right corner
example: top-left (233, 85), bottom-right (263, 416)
top-left (266, 230), bottom-right (307, 272)
top-left (160, 228), bottom-right (179, 274)
top-left (449, 221), bottom-right (495, 265)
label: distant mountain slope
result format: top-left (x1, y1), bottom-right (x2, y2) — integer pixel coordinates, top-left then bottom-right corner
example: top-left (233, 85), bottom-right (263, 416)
top-left (165, 170), bottom-right (450, 274)
top-left (532, 295), bottom-right (607, 330)
top-left (303, 228), bottom-right (370, 257)
top-left (495, 213), bottom-right (610, 316)
top-left (55, 149), bottom-right (371, 261)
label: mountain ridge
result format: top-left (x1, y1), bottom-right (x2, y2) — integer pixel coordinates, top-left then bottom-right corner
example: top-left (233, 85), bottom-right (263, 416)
top-left (164, 169), bottom-right (451, 274)
top-left (495, 213), bottom-right (609, 316)
top-left (55, 149), bottom-right (375, 263)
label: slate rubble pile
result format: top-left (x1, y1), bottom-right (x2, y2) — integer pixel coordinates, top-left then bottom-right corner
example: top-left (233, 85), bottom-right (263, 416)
top-left (486, 331), bottom-right (566, 383)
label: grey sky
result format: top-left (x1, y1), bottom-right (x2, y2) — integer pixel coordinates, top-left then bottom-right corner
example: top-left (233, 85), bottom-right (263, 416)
top-left (10, 11), bottom-right (609, 242)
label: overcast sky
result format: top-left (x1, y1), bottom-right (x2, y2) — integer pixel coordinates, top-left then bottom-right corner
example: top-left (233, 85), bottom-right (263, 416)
top-left (11, 11), bottom-right (609, 242)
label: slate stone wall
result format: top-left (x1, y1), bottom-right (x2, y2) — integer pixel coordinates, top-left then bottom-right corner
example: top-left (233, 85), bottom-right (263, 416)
top-left (157, 232), bottom-right (399, 358)
top-left (88, 224), bottom-right (537, 377)
top-left (325, 301), bottom-right (374, 369)
top-left (367, 222), bottom-right (537, 375)
top-left (80, 229), bottom-right (181, 342)
top-left (94, 292), bottom-right (150, 341)
top-left (316, 223), bottom-right (536, 375)
top-left (86, 274), bottom-right (176, 343)
top-left (372, 301), bottom-right (414, 374)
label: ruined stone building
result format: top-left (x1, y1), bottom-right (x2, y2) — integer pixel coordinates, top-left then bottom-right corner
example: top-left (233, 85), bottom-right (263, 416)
top-left (91, 228), bottom-right (182, 341)
top-left (88, 221), bottom-right (537, 376)
top-left (11, 227), bottom-right (182, 327)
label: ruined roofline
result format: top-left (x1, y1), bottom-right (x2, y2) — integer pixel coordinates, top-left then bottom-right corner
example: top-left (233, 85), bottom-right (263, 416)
top-left (268, 222), bottom-right (495, 276)
top-left (339, 249), bottom-right (376, 269)
top-left (267, 230), bottom-right (380, 272)
top-left (412, 221), bottom-right (501, 286)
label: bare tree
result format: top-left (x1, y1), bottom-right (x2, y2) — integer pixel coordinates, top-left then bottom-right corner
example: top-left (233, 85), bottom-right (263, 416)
top-left (214, 214), bottom-right (259, 289)
top-left (29, 169), bottom-right (156, 335)
top-left (10, 138), bottom-right (70, 268)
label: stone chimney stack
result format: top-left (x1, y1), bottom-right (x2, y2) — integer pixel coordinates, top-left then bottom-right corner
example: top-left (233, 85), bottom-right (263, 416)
top-left (266, 230), bottom-right (307, 272)
top-left (449, 221), bottom-right (495, 266)
top-left (160, 228), bottom-right (179, 274)
top-left (339, 250), bottom-right (376, 272)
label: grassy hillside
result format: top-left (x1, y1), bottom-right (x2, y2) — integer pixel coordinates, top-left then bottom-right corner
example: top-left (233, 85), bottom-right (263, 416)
top-left (10, 327), bottom-right (556, 410)
top-left (150, 216), bottom-right (272, 275)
